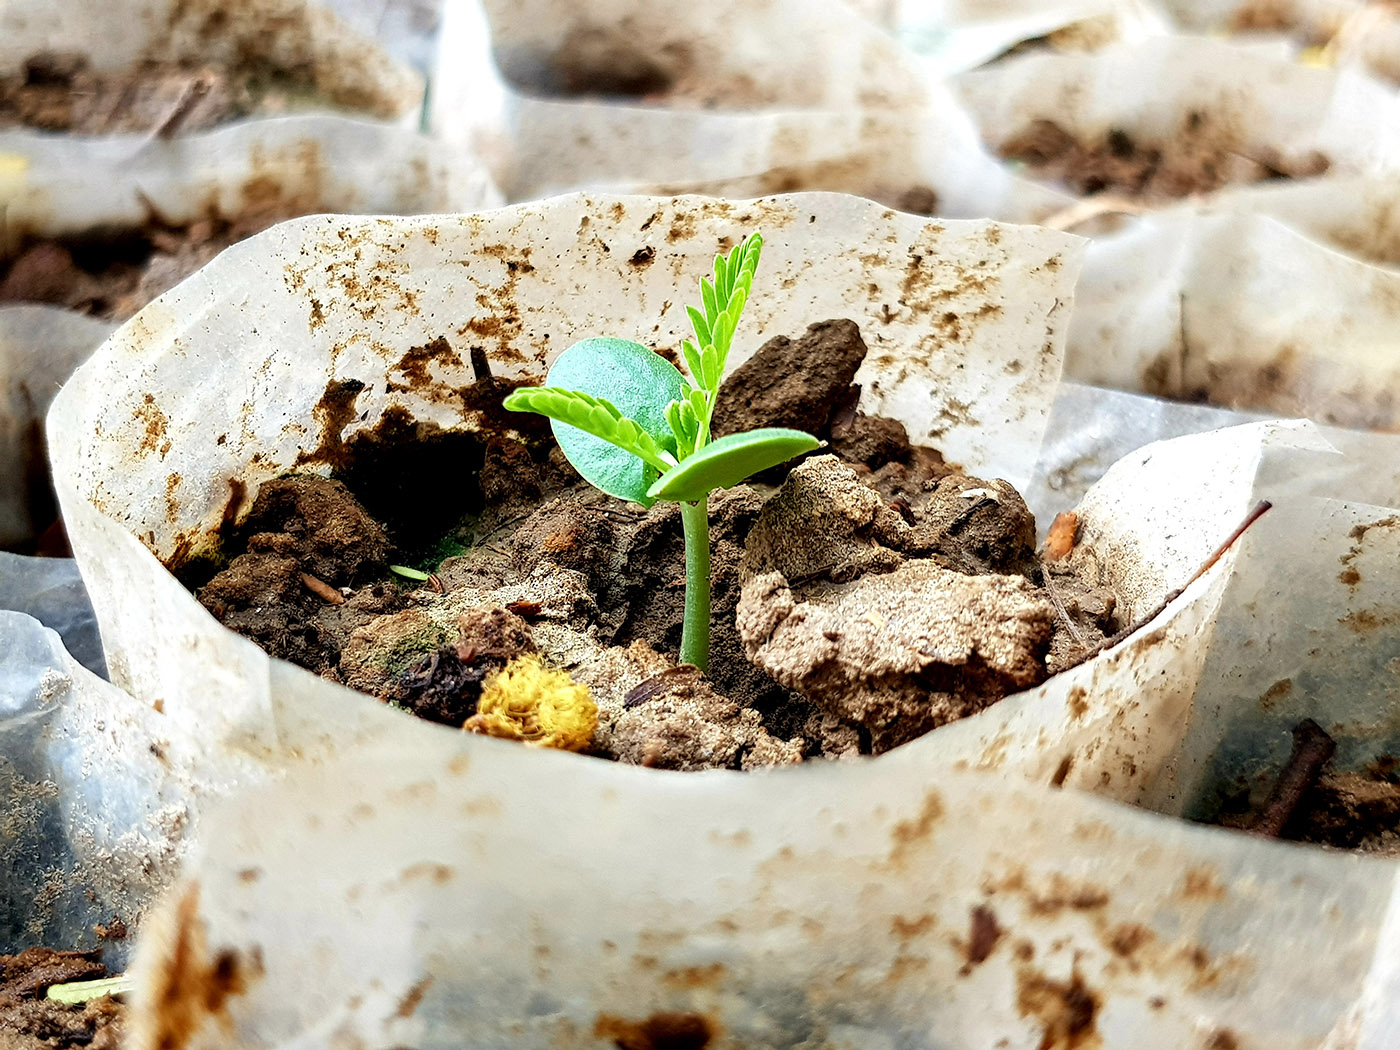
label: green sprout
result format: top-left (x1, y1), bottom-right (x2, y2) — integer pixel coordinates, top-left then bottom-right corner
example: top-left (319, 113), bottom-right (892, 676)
top-left (504, 232), bottom-right (819, 670)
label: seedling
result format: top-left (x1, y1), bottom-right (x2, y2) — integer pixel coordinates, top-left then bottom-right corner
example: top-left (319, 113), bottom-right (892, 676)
top-left (504, 232), bottom-right (819, 670)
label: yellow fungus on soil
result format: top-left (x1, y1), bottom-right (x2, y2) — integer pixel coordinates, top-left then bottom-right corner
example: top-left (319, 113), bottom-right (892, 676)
top-left (465, 655), bottom-right (598, 752)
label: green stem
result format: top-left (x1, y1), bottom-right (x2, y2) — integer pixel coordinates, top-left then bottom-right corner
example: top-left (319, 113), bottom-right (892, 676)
top-left (679, 497), bottom-right (711, 670)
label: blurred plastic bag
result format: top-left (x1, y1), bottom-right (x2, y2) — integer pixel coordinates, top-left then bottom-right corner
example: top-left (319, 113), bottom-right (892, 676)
top-left (954, 35), bottom-right (1400, 188)
top-left (0, 0), bottom-right (422, 122)
top-left (0, 307), bottom-right (112, 548)
top-left (1065, 183), bottom-right (1400, 426)
top-left (2, 114), bottom-right (501, 248)
top-left (873, 0), bottom-right (1170, 75)
top-left (430, 0), bottom-right (1068, 219)
top-left (1157, 0), bottom-right (1400, 87)
top-left (1, 612), bottom-right (186, 965)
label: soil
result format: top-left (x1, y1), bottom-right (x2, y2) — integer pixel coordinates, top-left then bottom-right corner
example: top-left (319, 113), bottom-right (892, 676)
top-left (0, 948), bottom-right (124, 1050)
top-left (0, 51), bottom-right (309, 135)
top-left (999, 116), bottom-right (1329, 202)
top-left (1217, 750), bottom-right (1400, 855)
top-left (191, 318), bottom-right (1129, 770)
top-left (0, 198), bottom-right (307, 321)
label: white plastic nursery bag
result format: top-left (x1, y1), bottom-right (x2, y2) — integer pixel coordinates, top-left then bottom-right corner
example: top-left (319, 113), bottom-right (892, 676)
top-left (1158, 0), bottom-right (1400, 87)
top-left (36, 193), bottom-right (1079, 924)
top-left (0, 0), bottom-right (423, 122)
top-left (870, 0), bottom-right (1170, 76)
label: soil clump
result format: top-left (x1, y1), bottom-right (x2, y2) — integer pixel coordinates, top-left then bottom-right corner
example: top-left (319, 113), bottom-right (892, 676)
top-left (192, 318), bottom-right (1126, 769)
top-left (0, 948), bottom-right (124, 1050)
top-left (1000, 117), bottom-right (1329, 201)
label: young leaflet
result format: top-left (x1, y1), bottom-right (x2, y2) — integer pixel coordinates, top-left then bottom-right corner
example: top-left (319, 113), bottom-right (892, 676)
top-left (503, 232), bottom-right (818, 670)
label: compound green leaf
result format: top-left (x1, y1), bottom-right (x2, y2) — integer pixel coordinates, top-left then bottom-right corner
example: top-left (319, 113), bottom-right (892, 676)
top-left (646, 428), bottom-right (820, 503)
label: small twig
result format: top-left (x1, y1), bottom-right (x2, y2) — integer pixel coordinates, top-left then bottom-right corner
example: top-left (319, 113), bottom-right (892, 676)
top-left (1040, 194), bottom-right (1153, 232)
top-left (149, 71), bottom-right (215, 140)
top-left (1177, 292), bottom-right (1189, 394)
top-left (470, 510), bottom-right (535, 545)
top-left (469, 344), bottom-right (493, 382)
top-left (300, 572), bottom-right (346, 605)
top-left (1060, 500), bottom-right (1272, 672)
top-left (623, 665), bottom-right (701, 708)
top-left (1250, 719), bottom-right (1336, 838)
top-left (1042, 570), bottom-right (1089, 650)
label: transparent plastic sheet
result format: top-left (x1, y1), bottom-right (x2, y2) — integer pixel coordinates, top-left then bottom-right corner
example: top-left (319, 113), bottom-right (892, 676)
top-left (953, 35), bottom-right (1400, 180)
top-left (0, 0), bottom-right (423, 122)
top-left (0, 611), bottom-right (192, 966)
top-left (429, 0), bottom-right (1068, 219)
top-left (1064, 183), bottom-right (1400, 427)
top-left (1023, 380), bottom-right (1268, 526)
top-left (116, 422), bottom-right (1400, 1050)
top-left (0, 307), bottom-right (113, 548)
top-left (0, 554), bottom-right (105, 678)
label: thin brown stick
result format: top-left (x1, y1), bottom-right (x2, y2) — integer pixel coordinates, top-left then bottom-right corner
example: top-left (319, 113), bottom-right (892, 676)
top-left (1060, 500), bottom-right (1272, 672)
top-left (300, 572), bottom-right (346, 605)
top-left (150, 71), bottom-right (215, 139)
top-left (1251, 719), bottom-right (1336, 838)
top-left (1042, 569), bottom-right (1089, 650)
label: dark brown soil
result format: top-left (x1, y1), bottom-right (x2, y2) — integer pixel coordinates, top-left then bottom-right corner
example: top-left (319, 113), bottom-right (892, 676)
top-left (0, 949), bottom-right (124, 1050)
top-left (1000, 116), bottom-right (1329, 201)
top-left (0, 200), bottom-right (304, 321)
top-left (191, 318), bottom-right (1125, 769)
top-left (0, 52), bottom-right (299, 134)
